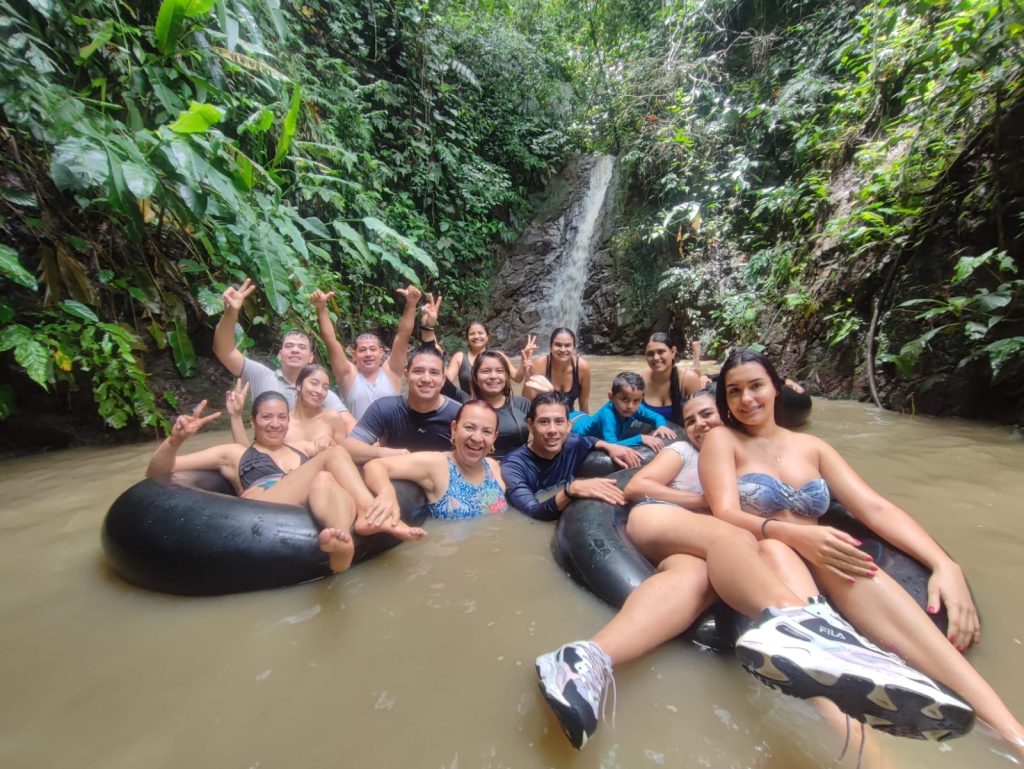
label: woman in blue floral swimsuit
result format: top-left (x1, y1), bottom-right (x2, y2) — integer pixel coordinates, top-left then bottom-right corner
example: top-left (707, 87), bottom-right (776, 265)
top-left (362, 400), bottom-right (507, 521)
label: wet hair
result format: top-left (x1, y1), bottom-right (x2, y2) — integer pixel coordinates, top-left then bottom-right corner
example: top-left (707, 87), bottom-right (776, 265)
top-left (251, 390), bottom-right (289, 418)
top-left (464, 321), bottom-right (488, 339)
top-left (527, 391), bottom-right (569, 421)
top-left (405, 343), bottom-right (445, 369)
top-left (715, 347), bottom-right (785, 430)
top-left (453, 399), bottom-right (499, 427)
top-left (646, 332), bottom-right (682, 424)
top-left (611, 371), bottom-right (645, 395)
top-left (296, 363), bottom-right (329, 389)
top-left (470, 350), bottom-right (511, 400)
top-left (549, 327), bottom-right (577, 348)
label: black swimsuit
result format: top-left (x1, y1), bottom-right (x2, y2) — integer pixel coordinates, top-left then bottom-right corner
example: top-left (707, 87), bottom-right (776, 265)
top-left (545, 355), bottom-right (582, 412)
top-left (457, 350), bottom-right (474, 395)
top-left (238, 444), bottom-right (309, 491)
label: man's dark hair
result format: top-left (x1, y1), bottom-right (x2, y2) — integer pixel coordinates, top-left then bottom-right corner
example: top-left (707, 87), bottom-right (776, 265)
top-left (527, 391), bottom-right (569, 421)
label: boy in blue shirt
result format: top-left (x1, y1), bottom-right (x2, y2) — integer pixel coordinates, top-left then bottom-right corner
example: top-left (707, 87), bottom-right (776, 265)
top-left (571, 371), bottom-right (678, 450)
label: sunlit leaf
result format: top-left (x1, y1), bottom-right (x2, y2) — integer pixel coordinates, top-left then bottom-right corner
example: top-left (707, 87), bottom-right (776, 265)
top-left (0, 244), bottom-right (37, 291)
top-left (169, 101), bottom-right (225, 134)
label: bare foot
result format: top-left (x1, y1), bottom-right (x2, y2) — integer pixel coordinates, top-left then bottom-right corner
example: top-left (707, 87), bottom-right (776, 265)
top-left (354, 516), bottom-right (426, 541)
top-left (318, 528), bottom-right (355, 573)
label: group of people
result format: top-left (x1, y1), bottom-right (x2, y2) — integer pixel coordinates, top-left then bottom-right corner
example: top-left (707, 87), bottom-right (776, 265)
top-left (145, 279), bottom-right (1024, 757)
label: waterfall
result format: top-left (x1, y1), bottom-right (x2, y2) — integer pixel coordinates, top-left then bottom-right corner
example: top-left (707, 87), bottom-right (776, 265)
top-left (537, 155), bottom-right (615, 338)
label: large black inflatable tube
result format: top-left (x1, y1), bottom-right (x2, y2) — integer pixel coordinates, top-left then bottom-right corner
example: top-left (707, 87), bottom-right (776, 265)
top-left (553, 469), bottom-right (948, 650)
top-left (102, 469), bottom-right (429, 596)
top-left (575, 422), bottom-right (685, 479)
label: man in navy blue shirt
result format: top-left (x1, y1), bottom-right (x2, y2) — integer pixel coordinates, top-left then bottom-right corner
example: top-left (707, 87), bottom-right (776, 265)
top-left (500, 393), bottom-right (638, 520)
top-left (343, 345), bottom-right (461, 462)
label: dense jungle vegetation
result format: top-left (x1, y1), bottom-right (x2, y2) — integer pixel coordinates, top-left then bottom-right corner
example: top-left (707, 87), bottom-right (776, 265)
top-left (2, 0), bottom-right (1022, 448)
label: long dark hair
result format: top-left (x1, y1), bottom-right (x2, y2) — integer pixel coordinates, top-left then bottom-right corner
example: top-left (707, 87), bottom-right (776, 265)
top-left (646, 332), bottom-right (682, 425)
top-left (715, 347), bottom-right (785, 431)
top-left (296, 363), bottom-right (329, 389)
top-left (470, 350), bottom-right (512, 400)
top-left (549, 327), bottom-right (576, 349)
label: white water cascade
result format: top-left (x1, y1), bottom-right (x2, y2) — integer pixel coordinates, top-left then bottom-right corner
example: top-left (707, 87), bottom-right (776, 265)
top-left (537, 155), bottom-right (616, 337)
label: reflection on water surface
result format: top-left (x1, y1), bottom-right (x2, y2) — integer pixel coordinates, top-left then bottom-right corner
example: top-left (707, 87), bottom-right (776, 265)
top-left (0, 357), bottom-right (1021, 768)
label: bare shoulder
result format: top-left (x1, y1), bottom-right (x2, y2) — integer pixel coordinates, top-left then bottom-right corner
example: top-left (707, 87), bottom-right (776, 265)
top-left (577, 355), bottom-right (590, 370)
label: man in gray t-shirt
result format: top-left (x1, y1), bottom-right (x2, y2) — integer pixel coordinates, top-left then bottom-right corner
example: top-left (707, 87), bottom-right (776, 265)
top-left (213, 279), bottom-right (356, 431)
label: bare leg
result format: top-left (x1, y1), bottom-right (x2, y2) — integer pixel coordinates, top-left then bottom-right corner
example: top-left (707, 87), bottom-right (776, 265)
top-left (627, 504), bottom-right (807, 616)
top-left (591, 554), bottom-right (715, 665)
top-left (308, 472), bottom-right (356, 572)
top-left (816, 567), bottom-right (1024, 748)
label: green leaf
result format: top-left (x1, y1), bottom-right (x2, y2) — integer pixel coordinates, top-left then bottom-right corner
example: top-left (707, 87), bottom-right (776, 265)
top-left (0, 186), bottom-right (38, 208)
top-left (271, 85), bottom-right (302, 167)
top-left (14, 336), bottom-right (51, 389)
top-left (0, 244), bottom-right (37, 290)
top-left (252, 221), bottom-right (293, 314)
top-left (363, 216), bottom-right (437, 275)
top-left (333, 221), bottom-right (372, 266)
top-left (983, 337), bottom-right (1024, 381)
top-left (169, 101), bottom-right (224, 134)
top-left (60, 300), bottom-right (99, 323)
top-left (25, 0), bottom-right (53, 18)
top-left (154, 0), bottom-right (187, 55)
top-left (155, 0), bottom-right (215, 55)
top-left (167, 321), bottom-right (198, 377)
top-left (50, 136), bottom-right (109, 192)
top-left (79, 19), bottom-right (114, 60)
top-left (148, 321), bottom-right (167, 350)
top-left (240, 108), bottom-right (274, 135)
top-left (122, 161), bottom-right (158, 198)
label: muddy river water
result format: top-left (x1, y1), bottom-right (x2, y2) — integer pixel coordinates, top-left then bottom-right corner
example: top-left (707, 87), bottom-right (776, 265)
top-left (1, 356), bottom-right (1022, 768)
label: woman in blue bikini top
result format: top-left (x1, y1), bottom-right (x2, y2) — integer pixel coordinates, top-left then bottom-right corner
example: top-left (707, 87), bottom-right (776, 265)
top-left (699, 347), bottom-right (1024, 749)
top-left (362, 400), bottom-right (508, 522)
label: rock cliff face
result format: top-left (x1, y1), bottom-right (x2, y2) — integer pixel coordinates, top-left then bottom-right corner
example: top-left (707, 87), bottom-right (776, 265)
top-left (486, 155), bottom-right (634, 353)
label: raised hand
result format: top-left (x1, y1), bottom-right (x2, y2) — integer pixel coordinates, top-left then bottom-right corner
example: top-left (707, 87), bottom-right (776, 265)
top-left (309, 289), bottom-right (336, 309)
top-left (222, 278), bottom-right (257, 313)
top-left (420, 292), bottom-right (442, 328)
top-left (397, 285), bottom-right (423, 307)
top-left (519, 334), bottom-right (538, 373)
top-left (524, 374), bottom-right (554, 393)
top-left (224, 379), bottom-right (250, 418)
top-left (170, 400), bottom-right (221, 444)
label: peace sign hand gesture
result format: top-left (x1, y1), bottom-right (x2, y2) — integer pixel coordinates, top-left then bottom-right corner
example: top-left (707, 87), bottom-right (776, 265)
top-left (170, 400), bottom-right (222, 445)
top-left (225, 380), bottom-right (250, 418)
top-left (222, 278), bottom-right (257, 313)
top-left (420, 292), bottom-right (442, 328)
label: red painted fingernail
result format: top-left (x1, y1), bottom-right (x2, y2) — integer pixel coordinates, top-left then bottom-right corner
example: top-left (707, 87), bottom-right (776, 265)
top-left (927, 605), bottom-right (937, 614)
top-left (853, 539), bottom-right (862, 546)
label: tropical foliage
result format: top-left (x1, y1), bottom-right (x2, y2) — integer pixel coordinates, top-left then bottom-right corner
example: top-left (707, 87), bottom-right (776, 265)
top-left (0, 0), bottom-right (572, 430)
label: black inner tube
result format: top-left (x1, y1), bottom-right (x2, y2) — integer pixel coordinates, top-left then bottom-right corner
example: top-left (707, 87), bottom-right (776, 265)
top-left (102, 470), bottom-right (428, 596)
